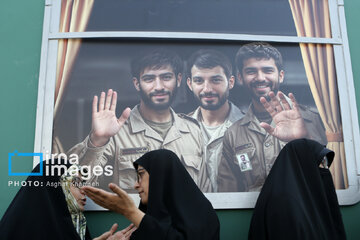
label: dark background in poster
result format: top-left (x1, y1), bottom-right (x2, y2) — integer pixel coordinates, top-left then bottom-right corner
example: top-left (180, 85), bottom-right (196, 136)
top-left (55, 40), bottom-right (316, 151)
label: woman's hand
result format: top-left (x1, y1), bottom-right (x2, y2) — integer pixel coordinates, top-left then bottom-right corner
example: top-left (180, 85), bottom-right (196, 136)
top-left (108, 224), bottom-right (137, 240)
top-left (82, 183), bottom-right (145, 227)
top-left (93, 223), bottom-right (118, 240)
top-left (82, 183), bottom-right (136, 215)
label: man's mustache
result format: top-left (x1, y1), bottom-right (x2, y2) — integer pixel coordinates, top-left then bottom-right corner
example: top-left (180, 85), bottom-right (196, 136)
top-left (250, 81), bottom-right (273, 88)
top-left (149, 90), bottom-right (171, 97)
top-left (199, 93), bottom-right (219, 98)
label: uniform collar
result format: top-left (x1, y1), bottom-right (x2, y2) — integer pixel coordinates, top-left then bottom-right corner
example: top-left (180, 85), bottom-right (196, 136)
top-left (238, 104), bottom-right (268, 135)
top-left (190, 106), bottom-right (202, 121)
top-left (227, 101), bottom-right (244, 123)
top-left (190, 101), bottom-right (243, 126)
top-left (129, 105), bottom-right (190, 135)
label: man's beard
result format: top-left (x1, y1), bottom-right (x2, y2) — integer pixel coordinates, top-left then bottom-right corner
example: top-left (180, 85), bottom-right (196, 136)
top-left (249, 80), bottom-right (279, 103)
top-left (195, 89), bottom-right (229, 111)
top-left (139, 86), bottom-right (177, 111)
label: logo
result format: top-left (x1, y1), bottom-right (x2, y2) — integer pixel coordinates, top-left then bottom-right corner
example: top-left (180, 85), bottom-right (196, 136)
top-left (8, 150), bottom-right (43, 176)
top-left (8, 150), bottom-right (114, 180)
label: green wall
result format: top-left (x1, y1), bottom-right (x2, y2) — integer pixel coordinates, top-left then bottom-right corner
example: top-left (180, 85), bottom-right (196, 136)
top-left (0, 0), bottom-right (359, 239)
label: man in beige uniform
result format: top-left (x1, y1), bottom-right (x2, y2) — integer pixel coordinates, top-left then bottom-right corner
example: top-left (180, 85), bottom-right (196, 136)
top-left (68, 49), bottom-right (210, 192)
top-left (217, 42), bottom-right (327, 192)
top-left (186, 49), bottom-right (244, 191)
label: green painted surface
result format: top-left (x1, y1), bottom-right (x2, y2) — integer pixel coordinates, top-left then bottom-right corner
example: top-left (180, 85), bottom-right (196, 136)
top-left (345, 0), bottom-right (360, 119)
top-left (0, 0), bottom-right (44, 215)
top-left (0, 0), bottom-right (359, 239)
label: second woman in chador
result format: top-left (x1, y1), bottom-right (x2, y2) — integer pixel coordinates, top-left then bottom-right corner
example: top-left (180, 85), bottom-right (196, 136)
top-left (83, 149), bottom-right (220, 240)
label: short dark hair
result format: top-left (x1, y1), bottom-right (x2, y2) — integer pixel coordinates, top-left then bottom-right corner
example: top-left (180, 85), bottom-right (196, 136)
top-left (235, 42), bottom-right (283, 76)
top-left (131, 48), bottom-right (183, 80)
top-left (187, 49), bottom-right (233, 79)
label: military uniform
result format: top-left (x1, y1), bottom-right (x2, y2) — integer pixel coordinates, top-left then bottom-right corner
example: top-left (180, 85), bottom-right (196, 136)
top-left (188, 102), bottom-right (244, 191)
top-left (217, 103), bottom-right (327, 192)
top-left (68, 105), bottom-right (211, 192)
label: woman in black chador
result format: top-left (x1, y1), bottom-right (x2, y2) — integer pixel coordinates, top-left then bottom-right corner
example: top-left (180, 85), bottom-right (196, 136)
top-left (84, 149), bottom-right (220, 240)
top-left (0, 160), bottom-right (128, 240)
top-left (248, 138), bottom-right (346, 240)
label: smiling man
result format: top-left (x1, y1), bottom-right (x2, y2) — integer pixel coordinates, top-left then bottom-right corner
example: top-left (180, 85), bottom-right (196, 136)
top-left (187, 49), bottom-right (244, 191)
top-left (217, 42), bottom-right (327, 192)
top-left (68, 48), bottom-right (210, 192)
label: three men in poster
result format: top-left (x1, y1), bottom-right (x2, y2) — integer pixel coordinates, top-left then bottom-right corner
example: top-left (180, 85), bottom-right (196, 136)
top-left (67, 42), bottom-right (326, 193)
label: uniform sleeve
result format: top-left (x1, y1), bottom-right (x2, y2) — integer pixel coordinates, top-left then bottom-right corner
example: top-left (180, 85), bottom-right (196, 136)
top-left (217, 130), bottom-right (245, 192)
top-left (66, 134), bottom-right (116, 184)
top-left (301, 107), bottom-right (328, 146)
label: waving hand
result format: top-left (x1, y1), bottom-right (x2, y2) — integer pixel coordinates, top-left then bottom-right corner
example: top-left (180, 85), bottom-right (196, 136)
top-left (259, 91), bottom-right (309, 142)
top-left (90, 89), bottom-right (131, 147)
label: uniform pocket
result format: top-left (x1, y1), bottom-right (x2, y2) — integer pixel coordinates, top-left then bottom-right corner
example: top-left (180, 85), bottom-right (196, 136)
top-left (234, 146), bottom-right (255, 161)
top-left (118, 156), bottom-right (137, 169)
top-left (181, 154), bottom-right (202, 171)
top-left (117, 154), bottom-right (143, 190)
top-left (181, 154), bottom-right (203, 186)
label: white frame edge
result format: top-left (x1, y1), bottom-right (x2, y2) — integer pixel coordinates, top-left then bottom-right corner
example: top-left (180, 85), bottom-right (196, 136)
top-left (34, 0), bottom-right (360, 209)
top-left (331, 0), bottom-right (360, 206)
top-left (48, 31), bottom-right (342, 45)
top-left (33, 0), bottom-right (61, 167)
top-left (337, 3), bottom-right (360, 177)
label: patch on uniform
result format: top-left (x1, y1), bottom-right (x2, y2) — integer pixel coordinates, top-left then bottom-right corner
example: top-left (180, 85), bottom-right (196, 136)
top-left (235, 143), bottom-right (253, 152)
top-left (120, 147), bottom-right (149, 155)
top-left (236, 153), bottom-right (252, 172)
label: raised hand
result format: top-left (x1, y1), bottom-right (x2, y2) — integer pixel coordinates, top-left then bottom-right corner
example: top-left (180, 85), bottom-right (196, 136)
top-left (90, 89), bottom-right (131, 147)
top-left (259, 91), bottom-right (309, 142)
top-left (82, 183), bottom-right (145, 227)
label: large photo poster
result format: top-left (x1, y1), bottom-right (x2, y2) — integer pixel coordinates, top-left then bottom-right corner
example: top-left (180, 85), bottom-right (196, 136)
top-left (43, 0), bottom-right (349, 208)
top-left (52, 40), bottom-right (346, 193)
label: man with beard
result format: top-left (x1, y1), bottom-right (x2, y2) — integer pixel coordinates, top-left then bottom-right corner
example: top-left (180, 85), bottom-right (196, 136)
top-left (68, 48), bottom-right (211, 192)
top-left (186, 49), bottom-right (244, 191)
top-left (217, 42), bottom-right (327, 192)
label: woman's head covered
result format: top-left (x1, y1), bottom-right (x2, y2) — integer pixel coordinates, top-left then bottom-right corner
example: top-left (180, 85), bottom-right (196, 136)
top-left (60, 164), bottom-right (87, 240)
top-left (133, 149), bottom-right (219, 240)
top-left (60, 164), bottom-right (87, 211)
top-left (0, 159), bottom-right (89, 240)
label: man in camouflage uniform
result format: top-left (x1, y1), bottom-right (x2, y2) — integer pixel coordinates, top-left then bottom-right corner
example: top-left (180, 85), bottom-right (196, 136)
top-left (186, 49), bottom-right (244, 191)
top-left (217, 42), bottom-right (327, 192)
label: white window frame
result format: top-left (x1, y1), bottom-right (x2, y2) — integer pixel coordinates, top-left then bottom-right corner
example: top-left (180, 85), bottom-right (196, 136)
top-left (34, 0), bottom-right (360, 209)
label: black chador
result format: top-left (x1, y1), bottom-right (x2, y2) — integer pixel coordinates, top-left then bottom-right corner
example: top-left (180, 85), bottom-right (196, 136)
top-left (249, 138), bottom-right (346, 240)
top-left (0, 160), bottom-right (91, 240)
top-left (131, 149), bottom-right (220, 240)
